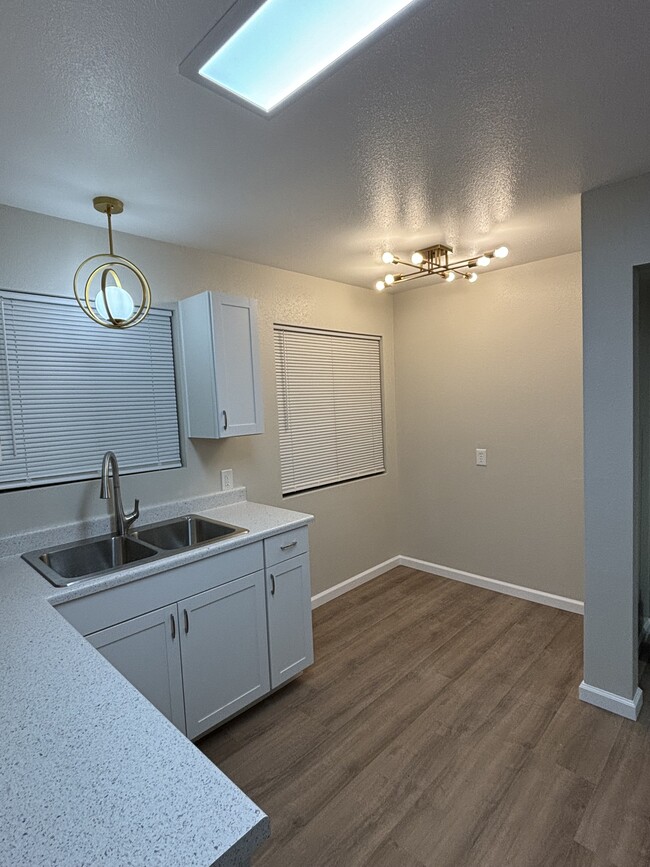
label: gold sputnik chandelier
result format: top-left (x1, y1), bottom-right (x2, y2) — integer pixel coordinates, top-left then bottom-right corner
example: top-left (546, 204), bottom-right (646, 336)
top-left (73, 196), bottom-right (152, 328)
top-left (374, 242), bottom-right (509, 291)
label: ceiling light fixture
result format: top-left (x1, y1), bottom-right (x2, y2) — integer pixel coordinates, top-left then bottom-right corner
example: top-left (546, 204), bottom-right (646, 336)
top-left (375, 243), bottom-right (509, 290)
top-left (73, 197), bottom-right (152, 329)
top-left (181, 0), bottom-right (419, 114)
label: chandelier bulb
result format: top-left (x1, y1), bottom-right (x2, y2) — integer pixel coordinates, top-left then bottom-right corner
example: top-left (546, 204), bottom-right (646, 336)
top-left (384, 273), bottom-right (395, 285)
top-left (375, 280), bottom-right (385, 291)
top-left (494, 246), bottom-right (509, 259)
top-left (445, 271), bottom-right (456, 282)
top-left (382, 251), bottom-right (395, 265)
top-left (466, 272), bottom-right (478, 283)
top-left (411, 251), bottom-right (424, 266)
top-left (477, 254), bottom-right (491, 267)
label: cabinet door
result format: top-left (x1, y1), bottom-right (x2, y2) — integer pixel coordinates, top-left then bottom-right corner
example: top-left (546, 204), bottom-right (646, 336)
top-left (212, 293), bottom-right (264, 438)
top-left (179, 291), bottom-right (264, 439)
top-left (86, 604), bottom-right (186, 734)
top-left (180, 571), bottom-right (270, 740)
top-left (266, 553), bottom-right (314, 689)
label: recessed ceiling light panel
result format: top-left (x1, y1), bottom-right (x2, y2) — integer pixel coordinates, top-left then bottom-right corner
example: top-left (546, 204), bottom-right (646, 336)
top-left (180, 0), bottom-right (420, 115)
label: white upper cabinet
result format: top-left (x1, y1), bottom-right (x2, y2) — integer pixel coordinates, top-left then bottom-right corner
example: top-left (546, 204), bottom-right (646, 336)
top-left (179, 291), bottom-right (264, 438)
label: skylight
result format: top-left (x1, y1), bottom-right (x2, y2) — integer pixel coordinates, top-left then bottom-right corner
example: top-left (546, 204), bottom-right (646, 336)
top-left (195, 0), bottom-right (418, 114)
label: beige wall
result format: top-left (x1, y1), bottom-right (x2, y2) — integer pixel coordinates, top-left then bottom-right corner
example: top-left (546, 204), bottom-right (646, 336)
top-left (0, 204), bottom-right (585, 604)
top-left (393, 252), bottom-right (584, 600)
top-left (0, 205), bottom-right (398, 595)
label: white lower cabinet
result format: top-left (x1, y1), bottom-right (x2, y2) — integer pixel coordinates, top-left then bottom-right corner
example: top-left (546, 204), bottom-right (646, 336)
top-left (87, 603), bottom-right (186, 734)
top-left (181, 571), bottom-right (270, 740)
top-left (73, 528), bottom-right (314, 741)
top-left (266, 553), bottom-right (314, 689)
top-left (87, 571), bottom-right (270, 740)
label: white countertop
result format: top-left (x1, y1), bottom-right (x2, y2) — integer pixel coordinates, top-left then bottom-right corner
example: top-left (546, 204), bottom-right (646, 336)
top-left (0, 497), bottom-right (313, 866)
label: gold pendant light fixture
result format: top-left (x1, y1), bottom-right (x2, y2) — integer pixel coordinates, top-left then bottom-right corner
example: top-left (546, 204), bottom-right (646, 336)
top-left (374, 242), bottom-right (509, 291)
top-left (73, 196), bottom-right (152, 328)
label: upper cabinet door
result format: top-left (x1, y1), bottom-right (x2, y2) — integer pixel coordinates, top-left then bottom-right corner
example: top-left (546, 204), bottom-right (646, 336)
top-left (179, 291), bottom-right (264, 438)
top-left (212, 292), bottom-right (264, 437)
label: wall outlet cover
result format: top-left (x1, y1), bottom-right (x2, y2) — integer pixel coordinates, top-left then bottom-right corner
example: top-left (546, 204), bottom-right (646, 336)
top-left (476, 448), bottom-right (487, 467)
top-left (221, 468), bottom-right (234, 490)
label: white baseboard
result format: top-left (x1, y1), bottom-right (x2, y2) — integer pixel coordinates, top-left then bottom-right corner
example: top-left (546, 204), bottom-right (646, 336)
top-left (397, 556), bottom-right (584, 615)
top-left (312, 554), bottom-right (583, 615)
top-left (311, 556), bottom-right (401, 609)
top-left (579, 681), bottom-right (643, 720)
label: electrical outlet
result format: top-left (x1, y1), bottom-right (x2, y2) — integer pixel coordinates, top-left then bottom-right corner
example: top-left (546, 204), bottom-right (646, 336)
top-left (221, 468), bottom-right (234, 491)
top-left (476, 448), bottom-right (487, 467)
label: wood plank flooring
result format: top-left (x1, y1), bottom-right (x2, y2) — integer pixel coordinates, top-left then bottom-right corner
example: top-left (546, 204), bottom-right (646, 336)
top-left (198, 567), bottom-right (650, 866)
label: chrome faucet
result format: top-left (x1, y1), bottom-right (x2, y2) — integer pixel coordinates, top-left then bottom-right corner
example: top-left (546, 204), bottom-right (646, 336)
top-left (100, 451), bottom-right (140, 536)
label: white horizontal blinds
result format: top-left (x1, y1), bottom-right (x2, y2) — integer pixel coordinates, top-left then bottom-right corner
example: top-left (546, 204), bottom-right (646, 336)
top-left (0, 299), bottom-right (28, 483)
top-left (274, 325), bottom-right (385, 495)
top-left (0, 291), bottom-right (181, 491)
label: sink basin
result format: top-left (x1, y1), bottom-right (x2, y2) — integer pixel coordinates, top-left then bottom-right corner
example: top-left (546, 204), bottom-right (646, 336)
top-left (132, 515), bottom-right (248, 550)
top-left (22, 514), bottom-right (248, 587)
top-left (23, 534), bottom-right (159, 587)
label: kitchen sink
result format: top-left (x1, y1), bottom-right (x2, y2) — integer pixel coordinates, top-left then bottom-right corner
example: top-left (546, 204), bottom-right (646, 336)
top-left (22, 515), bottom-right (248, 587)
top-left (131, 515), bottom-right (248, 550)
top-left (23, 534), bottom-right (159, 587)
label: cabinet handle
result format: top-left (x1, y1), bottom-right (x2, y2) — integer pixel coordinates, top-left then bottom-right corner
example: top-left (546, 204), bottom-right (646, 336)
top-left (170, 613), bottom-right (176, 640)
top-left (270, 574), bottom-right (276, 595)
top-left (223, 410), bottom-right (228, 431)
top-left (280, 541), bottom-right (297, 551)
top-left (183, 609), bottom-right (189, 634)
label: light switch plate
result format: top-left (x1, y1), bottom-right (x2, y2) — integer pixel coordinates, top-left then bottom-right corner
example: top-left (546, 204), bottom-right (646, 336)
top-left (476, 448), bottom-right (487, 467)
top-left (221, 468), bottom-right (234, 490)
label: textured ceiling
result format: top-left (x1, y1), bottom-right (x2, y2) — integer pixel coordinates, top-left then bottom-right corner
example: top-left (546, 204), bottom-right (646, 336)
top-left (1, 0), bottom-right (649, 289)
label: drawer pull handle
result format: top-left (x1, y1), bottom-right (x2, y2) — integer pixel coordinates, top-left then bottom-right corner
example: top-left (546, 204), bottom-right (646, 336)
top-left (270, 574), bottom-right (276, 595)
top-left (170, 613), bottom-right (176, 640)
top-left (223, 410), bottom-right (228, 431)
top-left (280, 541), bottom-right (297, 551)
top-left (183, 609), bottom-right (189, 634)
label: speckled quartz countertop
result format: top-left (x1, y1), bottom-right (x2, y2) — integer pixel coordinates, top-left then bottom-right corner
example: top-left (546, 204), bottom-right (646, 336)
top-left (0, 492), bottom-right (313, 866)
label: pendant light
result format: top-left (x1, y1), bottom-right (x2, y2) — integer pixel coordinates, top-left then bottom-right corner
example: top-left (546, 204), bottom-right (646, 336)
top-left (73, 196), bottom-right (151, 328)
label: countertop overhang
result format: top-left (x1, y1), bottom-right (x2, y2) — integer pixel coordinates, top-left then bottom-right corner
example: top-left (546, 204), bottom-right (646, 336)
top-left (0, 497), bottom-right (314, 866)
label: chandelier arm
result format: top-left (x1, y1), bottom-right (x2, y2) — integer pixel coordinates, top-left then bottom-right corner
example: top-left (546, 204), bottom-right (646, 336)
top-left (398, 258), bottom-right (477, 275)
top-left (396, 271), bottom-right (430, 284)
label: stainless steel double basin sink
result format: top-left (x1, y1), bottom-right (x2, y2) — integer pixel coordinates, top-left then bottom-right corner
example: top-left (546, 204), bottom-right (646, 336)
top-left (22, 515), bottom-right (248, 587)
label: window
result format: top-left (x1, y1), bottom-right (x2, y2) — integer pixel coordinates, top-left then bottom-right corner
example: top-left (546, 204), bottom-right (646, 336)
top-left (274, 324), bottom-right (385, 495)
top-left (0, 289), bottom-right (181, 491)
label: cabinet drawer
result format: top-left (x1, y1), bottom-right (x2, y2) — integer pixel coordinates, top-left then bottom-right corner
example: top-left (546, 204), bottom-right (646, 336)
top-left (264, 526), bottom-right (309, 567)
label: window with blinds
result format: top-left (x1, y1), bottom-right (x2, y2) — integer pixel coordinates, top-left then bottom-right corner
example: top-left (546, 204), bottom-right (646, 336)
top-left (0, 289), bottom-right (182, 491)
top-left (274, 325), bottom-right (385, 495)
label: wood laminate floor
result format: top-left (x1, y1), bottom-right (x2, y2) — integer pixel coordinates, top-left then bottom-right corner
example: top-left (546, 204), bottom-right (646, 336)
top-left (198, 567), bottom-right (650, 867)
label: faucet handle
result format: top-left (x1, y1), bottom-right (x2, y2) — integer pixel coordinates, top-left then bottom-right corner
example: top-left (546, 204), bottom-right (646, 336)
top-left (124, 498), bottom-right (140, 534)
